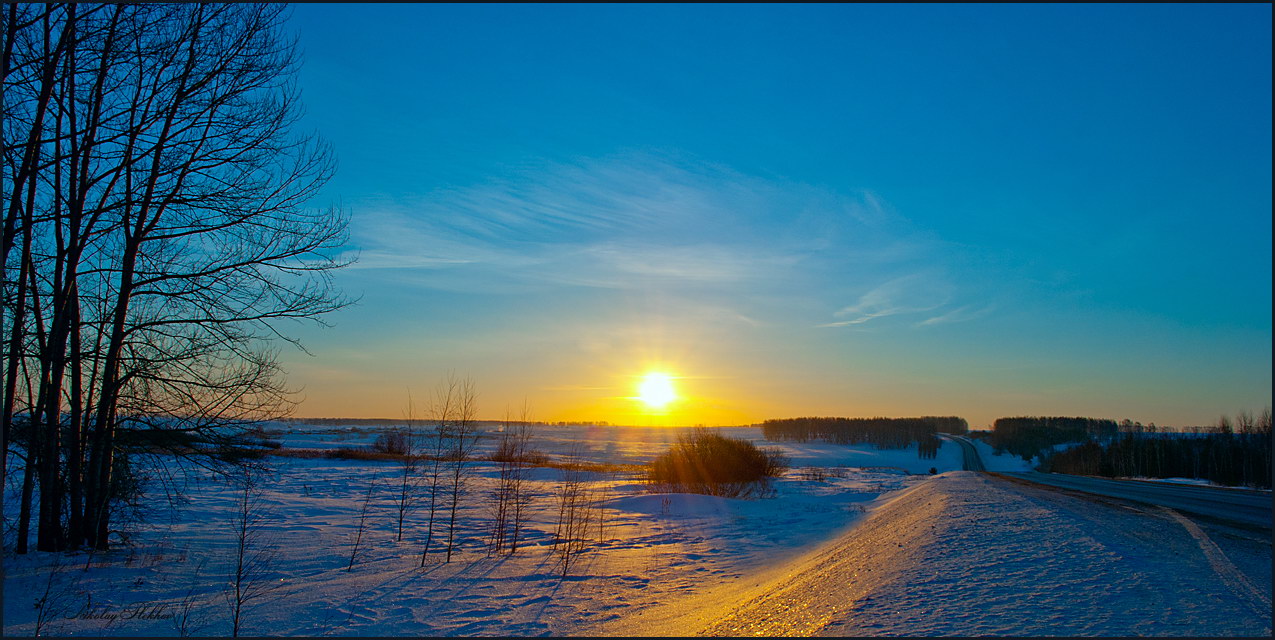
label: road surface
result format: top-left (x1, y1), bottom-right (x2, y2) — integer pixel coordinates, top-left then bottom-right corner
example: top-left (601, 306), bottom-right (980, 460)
top-left (998, 471), bottom-right (1272, 529)
top-left (943, 434), bottom-right (1271, 529)
top-left (941, 434), bottom-right (984, 471)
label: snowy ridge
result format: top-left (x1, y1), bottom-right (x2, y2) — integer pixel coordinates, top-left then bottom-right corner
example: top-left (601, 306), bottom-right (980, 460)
top-left (597, 472), bottom-right (946, 637)
top-left (603, 471), bottom-right (1272, 637)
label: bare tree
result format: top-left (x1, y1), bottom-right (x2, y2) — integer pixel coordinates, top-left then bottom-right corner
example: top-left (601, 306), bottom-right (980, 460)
top-left (347, 475), bottom-right (378, 572)
top-left (552, 443), bottom-right (599, 576)
top-left (488, 400), bottom-right (536, 555)
top-left (1260, 407), bottom-right (1273, 489)
top-left (2, 3), bottom-right (349, 554)
top-left (30, 551), bottom-right (82, 637)
top-left (226, 469), bottom-right (278, 638)
top-left (506, 419), bottom-right (538, 555)
top-left (419, 375), bottom-right (456, 566)
top-left (172, 558), bottom-right (211, 637)
top-left (487, 415), bottom-right (515, 556)
top-left (442, 376), bottom-right (480, 563)
top-left (392, 391), bottom-right (418, 542)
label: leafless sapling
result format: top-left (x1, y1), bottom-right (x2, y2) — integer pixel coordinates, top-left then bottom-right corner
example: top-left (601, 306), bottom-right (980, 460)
top-left (225, 470), bottom-right (279, 638)
top-left (552, 443), bottom-right (598, 576)
top-left (347, 475), bottom-right (379, 571)
top-left (442, 376), bottom-right (481, 563)
top-left (31, 551), bottom-right (81, 637)
top-left (391, 391), bottom-right (419, 542)
top-left (171, 558), bottom-right (211, 637)
top-left (488, 401), bottom-right (537, 555)
top-left (419, 375), bottom-right (457, 566)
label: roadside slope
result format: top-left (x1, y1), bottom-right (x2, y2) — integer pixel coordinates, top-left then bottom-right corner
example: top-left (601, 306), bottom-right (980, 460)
top-left (608, 471), bottom-right (1271, 637)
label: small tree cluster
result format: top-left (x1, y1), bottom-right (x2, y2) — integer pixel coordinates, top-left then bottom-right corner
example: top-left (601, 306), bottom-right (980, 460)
top-left (552, 444), bottom-right (606, 576)
top-left (371, 430), bottom-right (412, 456)
top-left (488, 403), bottom-right (537, 555)
top-left (418, 374), bottom-right (480, 565)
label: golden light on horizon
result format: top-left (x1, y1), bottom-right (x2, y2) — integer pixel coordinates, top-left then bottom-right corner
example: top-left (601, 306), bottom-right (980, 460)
top-left (636, 371), bottom-right (677, 410)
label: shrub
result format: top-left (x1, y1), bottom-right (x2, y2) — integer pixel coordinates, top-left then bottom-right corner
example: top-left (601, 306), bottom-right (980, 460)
top-left (648, 429), bottom-right (789, 497)
top-left (371, 430), bottom-right (411, 455)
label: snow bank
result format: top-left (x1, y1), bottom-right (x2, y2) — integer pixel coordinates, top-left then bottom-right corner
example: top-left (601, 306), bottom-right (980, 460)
top-left (614, 471), bottom-right (1271, 637)
top-left (969, 436), bottom-right (1037, 471)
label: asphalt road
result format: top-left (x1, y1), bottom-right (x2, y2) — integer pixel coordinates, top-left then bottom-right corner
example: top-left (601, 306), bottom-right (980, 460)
top-left (941, 434), bottom-right (985, 471)
top-left (941, 434), bottom-right (1271, 529)
top-left (998, 471), bottom-right (1273, 529)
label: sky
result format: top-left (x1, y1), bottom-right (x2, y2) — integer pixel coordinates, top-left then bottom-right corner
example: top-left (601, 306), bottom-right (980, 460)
top-left (277, 3), bottom-right (1271, 428)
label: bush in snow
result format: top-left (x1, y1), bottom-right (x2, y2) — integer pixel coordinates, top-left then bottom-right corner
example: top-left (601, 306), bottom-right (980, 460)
top-left (371, 430), bottom-right (412, 455)
top-left (647, 429), bottom-right (789, 498)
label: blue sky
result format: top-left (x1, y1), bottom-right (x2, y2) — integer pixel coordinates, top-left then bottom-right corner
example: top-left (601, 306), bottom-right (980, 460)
top-left (279, 3), bottom-right (1271, 427)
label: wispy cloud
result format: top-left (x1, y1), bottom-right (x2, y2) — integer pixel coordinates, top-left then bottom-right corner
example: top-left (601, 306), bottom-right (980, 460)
top-left (343, 153), bottom-right (977, 329)
top-left (916, 304), bottom-right (996, 327)
top-left (822, 273), bottom-right (953, 327)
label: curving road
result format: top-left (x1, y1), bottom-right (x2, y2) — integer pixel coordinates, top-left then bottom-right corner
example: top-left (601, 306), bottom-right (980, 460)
top-left (941, 434), bottom-right (985, 471)
top-left (997, 471), bottom-right (1272, 529)
top-left (940, 433), bottom-right (1271, 529)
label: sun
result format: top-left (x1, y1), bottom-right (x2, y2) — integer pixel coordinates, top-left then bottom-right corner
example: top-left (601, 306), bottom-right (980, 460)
top-left (637, 372), bottom-right (677, 410)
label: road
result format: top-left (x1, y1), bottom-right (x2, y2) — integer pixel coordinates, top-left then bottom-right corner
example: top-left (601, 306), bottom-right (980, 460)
top-left (997, 471), bottom-right (1272, 529)
top-left (941, 434), bottom-right (984, 471)
top-left (942, 433), bottom-right (1271, 529)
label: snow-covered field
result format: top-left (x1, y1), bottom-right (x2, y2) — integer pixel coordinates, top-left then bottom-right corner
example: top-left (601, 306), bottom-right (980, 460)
top-left (7, 424), bottom-right (1268, 637)
top-left (3, 423), bottom-right (969, 637)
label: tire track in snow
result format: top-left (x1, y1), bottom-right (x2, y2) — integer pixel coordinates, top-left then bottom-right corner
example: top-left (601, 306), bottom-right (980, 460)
top-left (1160, 506), bottom-right (1272, 618)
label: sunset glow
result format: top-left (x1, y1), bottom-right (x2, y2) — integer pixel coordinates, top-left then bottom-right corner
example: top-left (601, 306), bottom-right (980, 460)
top-left (3, 4), bottom-right (1271, 639)
top-left (273, 3), bottom-right (1269, 429)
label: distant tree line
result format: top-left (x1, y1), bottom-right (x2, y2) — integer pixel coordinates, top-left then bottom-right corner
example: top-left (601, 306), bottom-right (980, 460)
top-left (1045, 410), bottom-right (1272, 489)
top-left (281, 417), bottom-right (417, 428)
top-left (281, 417), bottom-right (615, 428)
top-left (760, 416), bottom-right (968, 459)
top-left (989, 416), bottom-right (1119, 462)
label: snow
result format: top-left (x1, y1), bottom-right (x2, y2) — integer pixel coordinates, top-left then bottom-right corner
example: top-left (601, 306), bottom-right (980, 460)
top-left (1122, 476), bottom-right (1218, 487)
top-left (2, 424), bottom-right (952, 637)
top-left (4, 424), bottom-right (1267, 637)
top-left (612, 471), bottom-right (1271, 637)
top-left (967, 435), bottom-right (1038, 471)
